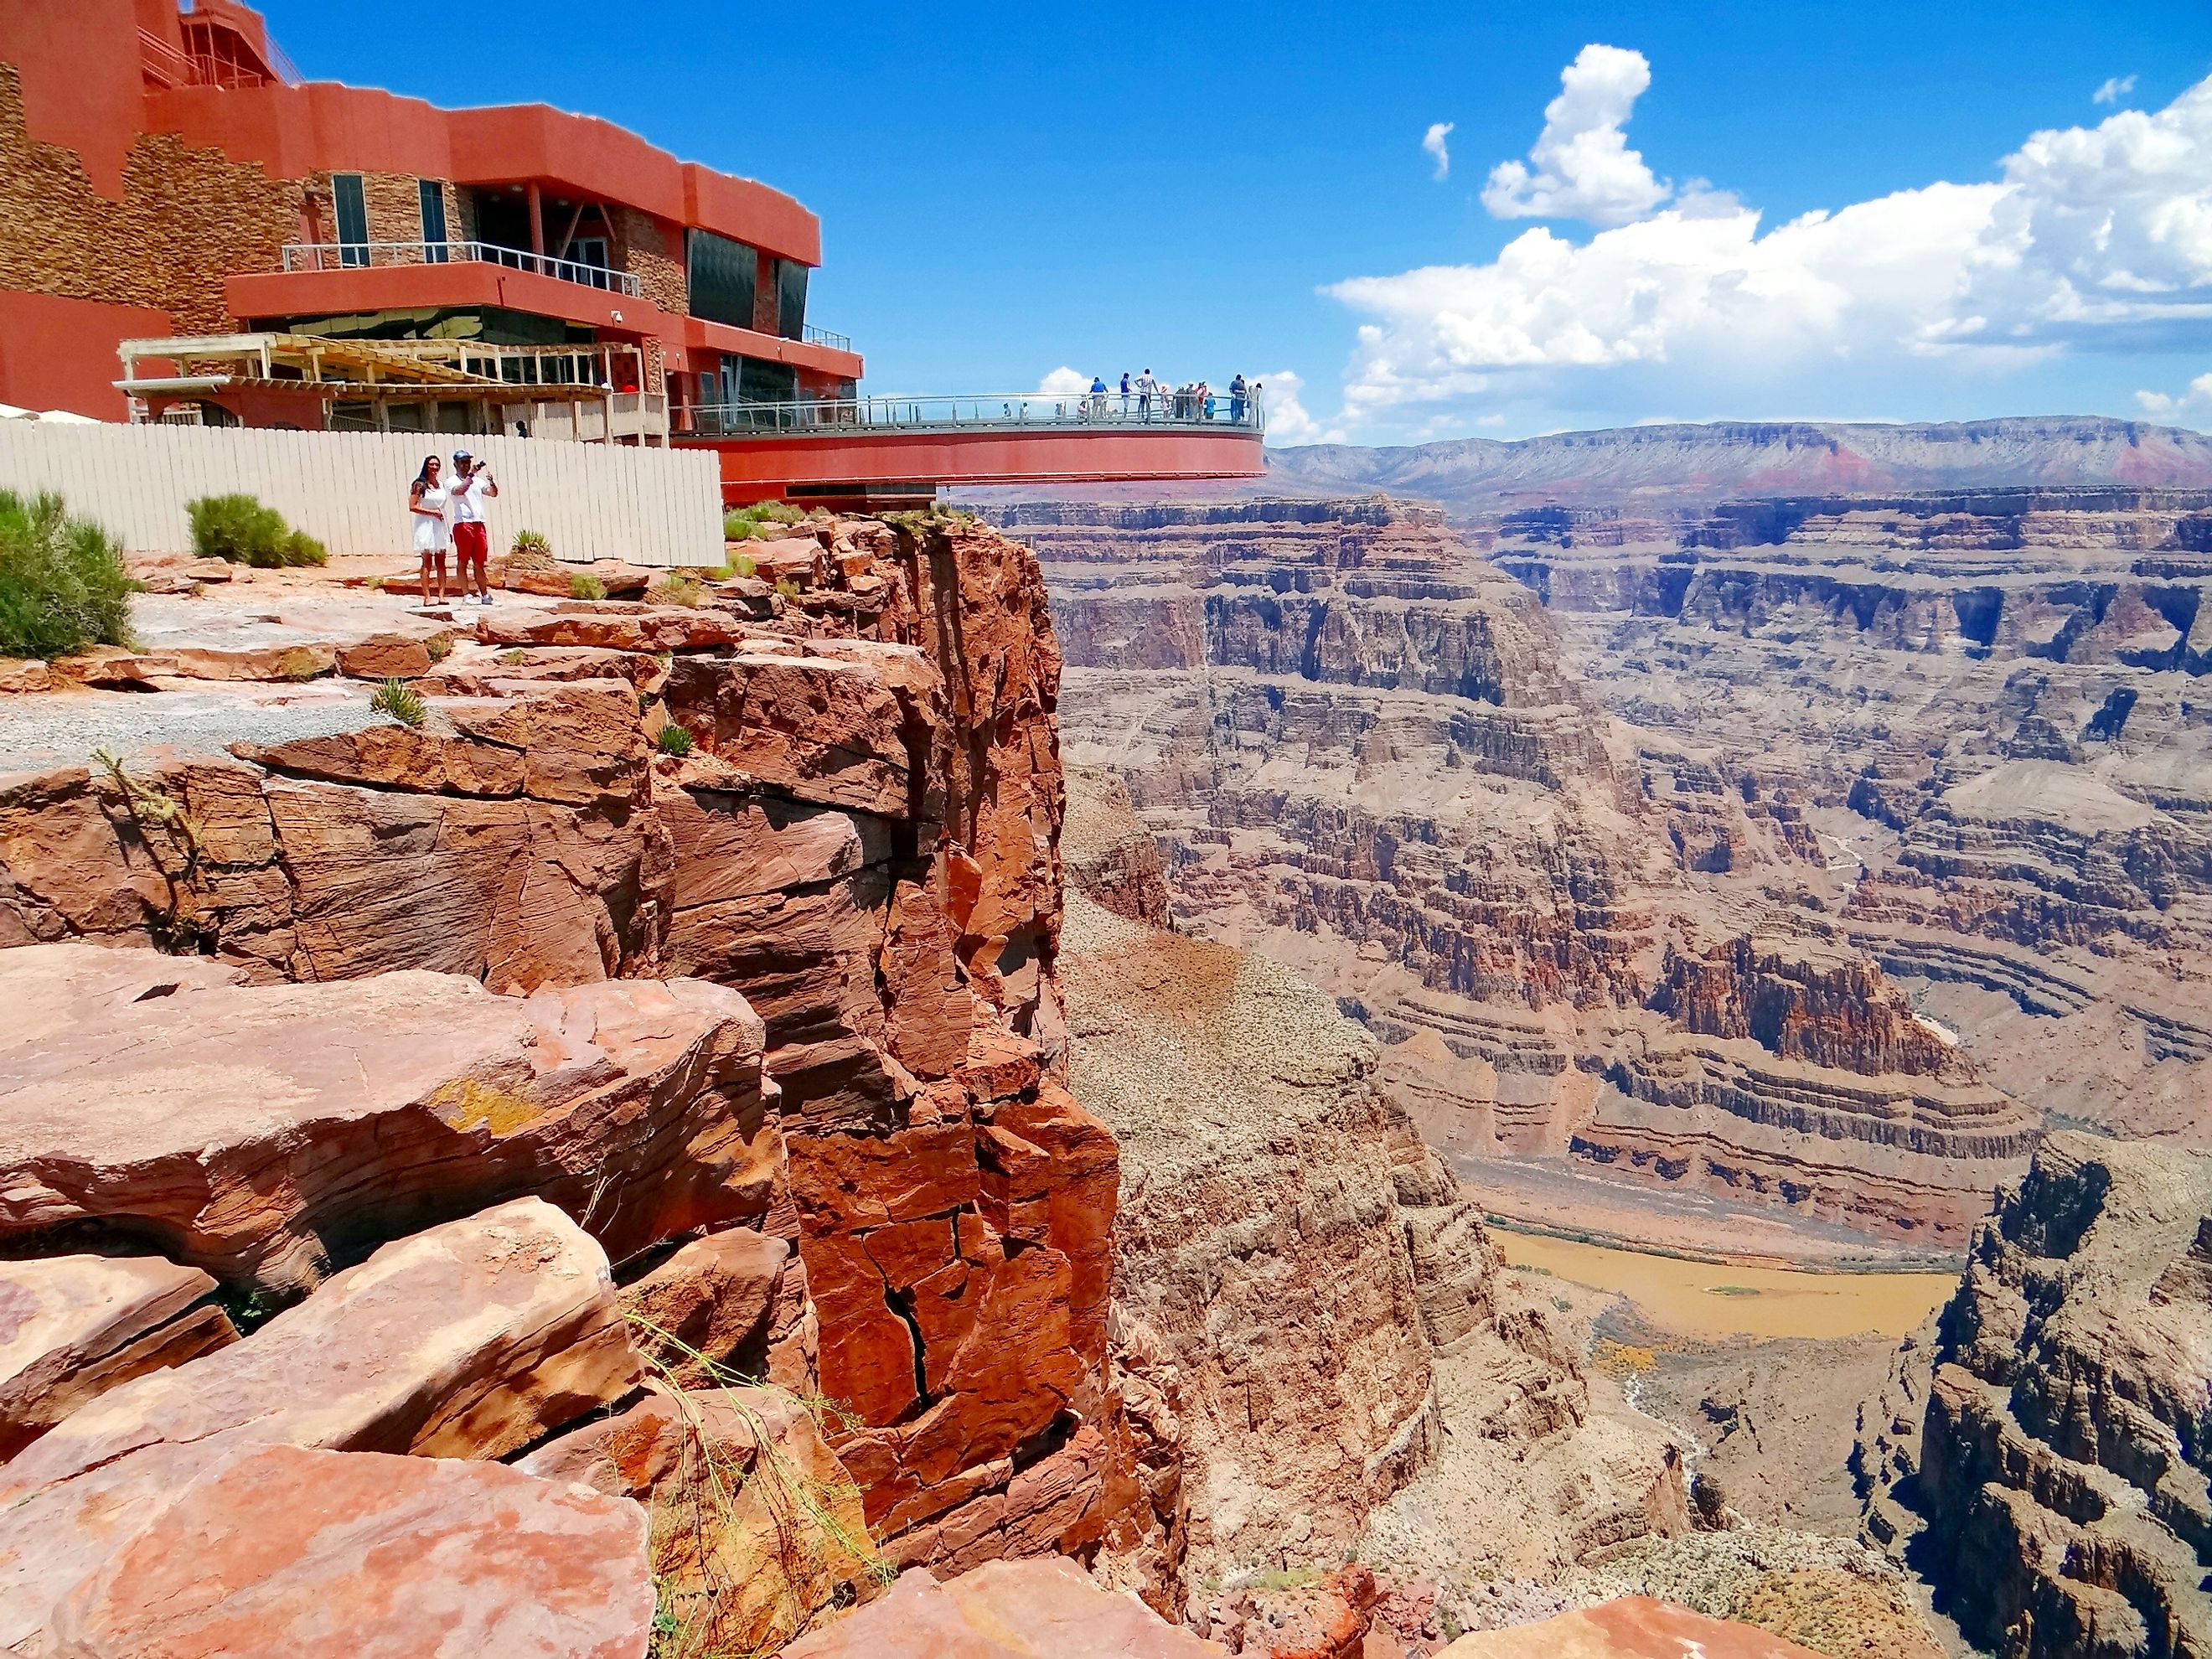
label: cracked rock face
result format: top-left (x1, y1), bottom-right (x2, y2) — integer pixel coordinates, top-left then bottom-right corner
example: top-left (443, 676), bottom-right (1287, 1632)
top-left (1903, 1132), bottom-right (2212, 1659)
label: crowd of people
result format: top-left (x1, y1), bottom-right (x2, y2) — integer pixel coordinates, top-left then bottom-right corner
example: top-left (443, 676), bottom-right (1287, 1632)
top-left (1079, 371), bottom-right (1258, 423)
top-left (406, 450), bottom-right (499, 607)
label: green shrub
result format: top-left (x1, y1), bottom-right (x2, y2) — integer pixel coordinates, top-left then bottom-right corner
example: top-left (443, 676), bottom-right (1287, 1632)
top-left (723, 500), bottom-right (806, 541)
top-left (512, 529), bottom-right (552, 558)
top-left (186, 494), bottom-right (327, 567)
top-left (569, 572), bottom-right (607, 601)
top-left (731, 554), bottom-right (757, 580)
top-left (370, 678), bottom-right (426, 727)
top-left (0, 490), bottom-right (134, 660)
top-left (773, 576), bottom-right (799, 600)
top-left (654, 721), bottom-right (694, 757)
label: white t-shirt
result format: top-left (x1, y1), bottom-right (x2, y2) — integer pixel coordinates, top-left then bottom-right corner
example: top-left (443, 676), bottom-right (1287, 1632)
top-left (451, 468), bottom-right (489, 524)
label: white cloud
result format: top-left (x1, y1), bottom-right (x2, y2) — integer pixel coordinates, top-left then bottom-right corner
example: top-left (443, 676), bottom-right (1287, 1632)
top-left (2136, 370), bottom-right (2212, 414)
top-left (2094, 75), bottom-right (2137, 106)
top-left (1036, 366), bottom-right (1093, 395)
top-left (1323, 64), bottom-right (2212, 433)
top-left (1252, 370), bottom-right (1342, 445)
top-left (1423, 121), bottom-right (1455, 182)
top-left (1481, 44), bottom-right (1670, 227)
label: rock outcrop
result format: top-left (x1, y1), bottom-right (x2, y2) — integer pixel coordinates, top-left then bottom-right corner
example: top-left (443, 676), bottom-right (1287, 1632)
top-left (0, 511), bottom-right (1136, 1594)
top-left (1437, 1595), bottom-right (1824, 1658)
top-left (1892, 1132), bottom-right (2212, 1658)
top-left (783, 1556), bottom-right (1222, 1657)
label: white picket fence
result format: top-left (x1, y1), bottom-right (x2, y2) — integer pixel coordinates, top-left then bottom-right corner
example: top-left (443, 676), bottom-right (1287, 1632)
top-left (0, 422), bottom-right (722, 567)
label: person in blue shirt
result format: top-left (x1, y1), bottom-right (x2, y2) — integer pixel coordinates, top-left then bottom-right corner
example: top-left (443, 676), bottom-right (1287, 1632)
top-left (1089, 374), bottom-right (1108, 419)
top-left (1119, 371), bottom-right (1131, 414)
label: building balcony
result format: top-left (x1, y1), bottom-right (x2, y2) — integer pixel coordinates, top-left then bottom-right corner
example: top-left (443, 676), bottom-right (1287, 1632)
top-left (281, 240), bottom-right (643, 297)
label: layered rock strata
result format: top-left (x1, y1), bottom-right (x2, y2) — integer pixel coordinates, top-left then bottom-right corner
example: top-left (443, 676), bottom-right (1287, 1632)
top-left (1061, 888), bottom-right (1687, 1605)
top-left (1488, 488), bottom-right (2212, 1144)
top-left (1013, 499), bottom-right (2041, 1244)
top-left (1893, 1133), bottom-right (2212, 1658)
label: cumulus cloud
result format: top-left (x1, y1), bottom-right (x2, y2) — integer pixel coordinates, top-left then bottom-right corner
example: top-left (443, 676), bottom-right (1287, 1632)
top-left (2136, 371), bottom-right (2212, 414)
top-left (1324, 63), bottom-right (2212, 432)
top-left (1481, 44), bottom-right (1670, 226)
top-left (1423, 121), bottom-right (1455, 181)
top-left (1252, 370), bottom-right (1341, 446)
top-left (2094, 75), bottom-right (2137, 106)
top-left (1035, 366), bottom-right (1093, 395)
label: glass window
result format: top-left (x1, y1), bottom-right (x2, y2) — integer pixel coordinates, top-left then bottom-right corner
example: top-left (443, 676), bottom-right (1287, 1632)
top-left (418, 180), bottom-right (448, 261)
top-left (685, 229), bottom-right (757, 329)
top-left (333, 173), bottom-right (369, 267)
top-left (738, 356), bottom-right (798, 404)
top-left (774, 260), bottom-right (809, 341)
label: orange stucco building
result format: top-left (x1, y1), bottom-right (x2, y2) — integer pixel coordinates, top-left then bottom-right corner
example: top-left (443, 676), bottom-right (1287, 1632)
top-left (0, 1), bottom-right (1264, 501)
top-left (0, 0), bottom-right (860, 426)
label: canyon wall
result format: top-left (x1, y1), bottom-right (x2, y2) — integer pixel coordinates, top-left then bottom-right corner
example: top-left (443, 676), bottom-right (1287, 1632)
top-left (1868, 1133), bottom-right (2212, 1659)
top-left (1011, 499), bottom-right (2043, 1248)
top-left (1491, 488), bottom-right (2212, 1145)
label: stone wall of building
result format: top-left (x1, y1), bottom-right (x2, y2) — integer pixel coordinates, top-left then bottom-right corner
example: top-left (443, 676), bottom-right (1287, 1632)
top-left (0, 62), bottom-right (305, 336)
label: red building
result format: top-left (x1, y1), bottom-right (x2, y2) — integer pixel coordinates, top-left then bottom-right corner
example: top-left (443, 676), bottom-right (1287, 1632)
top-left (0, 1), bottom-right (1263, 501)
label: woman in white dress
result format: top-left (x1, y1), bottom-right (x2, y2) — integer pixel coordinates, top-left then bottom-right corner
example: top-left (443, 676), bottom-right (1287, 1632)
top-left (408, 454), bottom-right (451, 604)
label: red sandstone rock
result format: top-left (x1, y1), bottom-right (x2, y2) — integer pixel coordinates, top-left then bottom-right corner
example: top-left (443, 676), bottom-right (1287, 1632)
top-left (80, 641), bottom-right (338, 685)
top-left (0, 1253), bottom-right (237, 1460)
top-left (0, 658), bottom-right (51, 695)
top-left (620, 1226), bottom-right (818, 1392)
top-left (519, 1379), bottom-right (875, 1652)
top-left (0, 1197), bottom-right (640, 1502)
top-left (662, 647), bottom-right (915, 816)
top-left (1437, 1600), bottom-right (1824, 1657)
top-left (334, 631), bottom-right (444, 679)
top-left (13, 1442), bottom-right (653, 1658)
top-left (782, 1557), bottom-right (1223, 1657)
top-left (1207, 1565), bottom-right (1377, 1658)
top-left (478, 602), bottom-right (748, 654)
top-left (0, 947), bottom-right (772, 1289)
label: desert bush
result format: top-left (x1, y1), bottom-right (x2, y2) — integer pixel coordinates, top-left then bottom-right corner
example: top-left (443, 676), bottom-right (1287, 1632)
top-left (186, 494), bottom-right (326, 567)
top-left (723, 500), bottom-right (806, 541)
top-left (511, 529), bottom-right (552, 558)
top-left (731, 553), bottom-right (757, 579)
top-left (569, 572), bottom-right (607, 601)
top-left (0, 490), bottom-right (134, 659)
top-left (370, 678), bottom-right (426, 727)
top-left (655, 721), bottom-right (694, 757)
top-left (646, 573), bottom-right (705, 607)
top-left (773, 576), bottom-right (799, 600)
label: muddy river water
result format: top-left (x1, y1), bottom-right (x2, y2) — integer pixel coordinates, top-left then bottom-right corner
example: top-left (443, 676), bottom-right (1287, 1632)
top-left (1495, 1230), bottom-right (1956, 1341)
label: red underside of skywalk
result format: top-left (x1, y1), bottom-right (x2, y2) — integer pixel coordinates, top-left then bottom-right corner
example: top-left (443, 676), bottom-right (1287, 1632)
top-left (683, 426), bottom-right (1265, 505)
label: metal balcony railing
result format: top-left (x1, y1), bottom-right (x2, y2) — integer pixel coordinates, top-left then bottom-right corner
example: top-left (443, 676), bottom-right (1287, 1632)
top-left (801, 324), bottom-right (852, 353)
top-left (687, 386), bottom-right (1265, 438)
top-left (279, 240), bottom-right (644, 298)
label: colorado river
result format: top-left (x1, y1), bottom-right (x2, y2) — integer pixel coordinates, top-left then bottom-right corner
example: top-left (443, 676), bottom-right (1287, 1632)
top-left (1495, 1230), bottom-right (1956, 1340)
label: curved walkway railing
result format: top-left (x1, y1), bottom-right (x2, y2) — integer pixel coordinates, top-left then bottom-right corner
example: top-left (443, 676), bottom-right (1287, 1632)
top-left (687, 388), bottom-right (1264, 437)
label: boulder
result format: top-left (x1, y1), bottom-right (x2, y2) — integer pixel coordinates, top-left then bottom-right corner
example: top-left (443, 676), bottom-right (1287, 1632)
top-left (661, 649), bottom-right (915, 817)
top-left (0, 1253), bottom-right (237, 1460)
top-left (478, 605), bottom-right (747, 654)
top-left (0, 946), bottom-right (772, 1289)
top-left (781, 1556), bottom-right (1222, 1657)
top-left (519, 1379), bottom-right (874, 1652)
top-left (335, 632), bottom-right (443, 680)
top-left (6, 1441), bottom-right (653, 1657)
top-left (621, 1227), bottom-right (818, 1393)
top-left (1436, 1598), bottom-right (1824, 1657)
top-left (0, 1197), bottom-right (639, 1502)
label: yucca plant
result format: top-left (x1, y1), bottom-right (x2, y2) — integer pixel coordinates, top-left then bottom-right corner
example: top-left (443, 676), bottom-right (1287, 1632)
top-left (370, 677), bottom-right (426, 728)
top-left (655, 721), bottom-right (694, 757)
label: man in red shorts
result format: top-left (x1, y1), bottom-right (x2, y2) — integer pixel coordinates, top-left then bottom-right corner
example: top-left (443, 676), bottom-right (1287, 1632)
top-left (449, 449), bottom-right (498, 606)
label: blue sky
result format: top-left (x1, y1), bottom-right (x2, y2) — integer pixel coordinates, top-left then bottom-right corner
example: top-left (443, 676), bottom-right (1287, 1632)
top-left (261, 2), bottom-right (2212, 445)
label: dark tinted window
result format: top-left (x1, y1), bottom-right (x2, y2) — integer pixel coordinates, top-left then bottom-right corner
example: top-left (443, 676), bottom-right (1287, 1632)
top-left (333, 173), bottom-right (368, 266)
top-left (687, 230), bottom-right (757, 329)
top-left (774, 260), bottom-right (808, 340)
top-left (738, 356), bottom-right (798, 403)
top-left (418, 180), bottom-right (447, 261)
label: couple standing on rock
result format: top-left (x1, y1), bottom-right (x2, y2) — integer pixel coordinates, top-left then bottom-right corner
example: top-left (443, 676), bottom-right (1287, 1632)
top-left (408, 452), bottom-right (499, 607)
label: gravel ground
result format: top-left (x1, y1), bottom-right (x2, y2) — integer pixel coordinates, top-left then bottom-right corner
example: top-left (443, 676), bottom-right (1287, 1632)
top-left (0, 686), bottom-right (377, 773)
